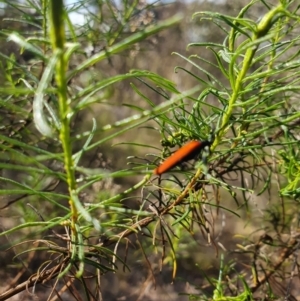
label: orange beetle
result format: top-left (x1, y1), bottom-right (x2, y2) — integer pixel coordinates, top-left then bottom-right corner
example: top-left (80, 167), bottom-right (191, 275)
top-left (154, 140), bottom-right (209, 175)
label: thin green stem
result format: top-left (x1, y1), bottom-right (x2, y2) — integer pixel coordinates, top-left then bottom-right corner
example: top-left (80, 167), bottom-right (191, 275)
top-left (212, 4), bottom-right (285, 151)
top-left (67, 14), bottom-right (183, 81)
top-left (49, 0), bottom-right (77, 225)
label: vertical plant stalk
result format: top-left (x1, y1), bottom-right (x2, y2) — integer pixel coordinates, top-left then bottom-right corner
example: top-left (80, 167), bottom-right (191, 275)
top-left (48, 0), bottom-right (78, 227)
top-left (212, 4), bottom-right (285, 151)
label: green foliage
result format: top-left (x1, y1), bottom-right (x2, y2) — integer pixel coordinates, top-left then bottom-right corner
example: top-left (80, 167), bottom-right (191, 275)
top-left (0, 0), bottom-right (183, 298)
top-left (0, 0), bottom-right (300, 300)
top-left (149, 0), bottom-right (300, 300)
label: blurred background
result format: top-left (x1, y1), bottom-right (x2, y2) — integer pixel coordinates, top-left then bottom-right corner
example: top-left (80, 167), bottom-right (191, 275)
top-left (1, 0), bottom-right (297, 300)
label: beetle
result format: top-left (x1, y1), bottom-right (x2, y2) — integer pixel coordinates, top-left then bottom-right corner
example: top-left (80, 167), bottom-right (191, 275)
top-left (154, 140), bottom-right (210, 175)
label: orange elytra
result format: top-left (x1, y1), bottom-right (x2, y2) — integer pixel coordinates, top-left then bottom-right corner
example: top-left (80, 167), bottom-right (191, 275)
top-left (154, 140), bottom-right (209, 175)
